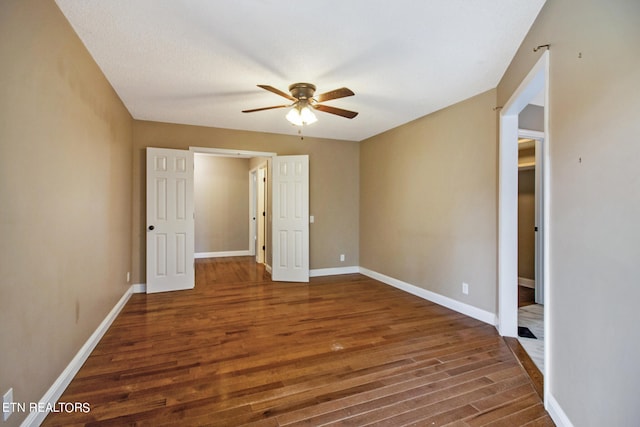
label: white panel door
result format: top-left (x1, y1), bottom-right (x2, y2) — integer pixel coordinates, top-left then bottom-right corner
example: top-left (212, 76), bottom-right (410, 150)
top-left (272, 155), bottom-right (309, 282)
top-left (146, 147), bottom-right (194, 293)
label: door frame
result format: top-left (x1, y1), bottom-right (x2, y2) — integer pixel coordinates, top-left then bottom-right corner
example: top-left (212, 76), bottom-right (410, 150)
top-left (190, 146), bottom-right (276, 263)
top-left (498, 50), bottom-right (550, 401)
top-left (519, 128), bottom-right (545, 305)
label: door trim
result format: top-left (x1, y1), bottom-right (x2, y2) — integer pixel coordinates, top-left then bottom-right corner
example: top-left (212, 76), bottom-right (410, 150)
top-left (190, 146), bottom-right (276, 266)
top-left (190, 147), bottom-right (276, 158)
top-left (498, 50), bottom-right (550, 403)
top-left (518, 129), bottom-right (546, 305)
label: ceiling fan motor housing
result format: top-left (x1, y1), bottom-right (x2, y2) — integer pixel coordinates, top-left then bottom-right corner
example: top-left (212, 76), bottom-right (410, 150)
top-left (289, 83), bottom-right (316, 100)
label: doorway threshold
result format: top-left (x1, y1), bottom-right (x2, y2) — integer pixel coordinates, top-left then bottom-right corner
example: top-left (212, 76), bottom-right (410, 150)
top-left (504, 336), bottom-right (544, 400)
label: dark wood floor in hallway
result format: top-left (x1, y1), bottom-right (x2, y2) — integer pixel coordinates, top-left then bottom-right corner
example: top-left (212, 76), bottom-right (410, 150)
top-left (44, 257), bottom-right (553, 426)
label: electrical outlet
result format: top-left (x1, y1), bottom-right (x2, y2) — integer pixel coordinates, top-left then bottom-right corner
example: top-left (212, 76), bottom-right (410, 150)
top-left (309, 215), bottom-right (314, 223)
top-left (340, 254), bottom-right (345, 262)
top-left (127, 272), bottom-right (131, 282)
top-left (3, 388), bottom-right (13, 421)
top-left (462, 282), bottom-right (469, 295)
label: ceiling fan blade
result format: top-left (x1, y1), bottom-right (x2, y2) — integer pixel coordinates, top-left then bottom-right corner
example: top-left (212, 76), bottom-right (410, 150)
top-left (313, 104), bottom-right (359, 119)
top-left (257, 85), bottom-right (297, 101)
top-left (242, 105), bottom-right (289, 113)
top-left (315, 87), bottom-right (355, 103)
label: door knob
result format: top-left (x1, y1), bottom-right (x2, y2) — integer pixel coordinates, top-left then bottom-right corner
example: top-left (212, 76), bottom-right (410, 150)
top-left (148, 225), bottom-right (155, 231)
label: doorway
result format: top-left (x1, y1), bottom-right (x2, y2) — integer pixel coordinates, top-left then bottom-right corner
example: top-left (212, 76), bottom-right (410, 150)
top-left (189, 147), bottom-right (310, 282)
top-left (517, 128), bottom-right (545, 373)
top-left (147, 147), bottom-right (310, 291)
top-left (191, 147), bottom-right (276, 265)
top-left (498, 51), bottom-right (550, 399)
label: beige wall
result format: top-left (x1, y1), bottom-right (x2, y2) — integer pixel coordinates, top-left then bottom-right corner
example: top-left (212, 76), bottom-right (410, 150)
top-left (498, 0), bottom-right (640, 424)
top-left (518, 146), bottom-right (536, 166)
top-left (360, 89), bottom-right (498, 313)
top-left (194, 155), bottom-right (250, 253)
top-left (132, 121), bottom-right (359, 283)
top-left (517, 168), bottom-right (535, 280)
top-left (0, 1), bottom-right (133, 425)
top-left (249, 156), bottom-right (270, 171)
top-left (519, 104), bottom-right (544, 131)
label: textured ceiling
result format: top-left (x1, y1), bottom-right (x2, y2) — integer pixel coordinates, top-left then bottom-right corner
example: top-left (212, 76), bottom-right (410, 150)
top-left (55, 0), bottom-right (545, 142)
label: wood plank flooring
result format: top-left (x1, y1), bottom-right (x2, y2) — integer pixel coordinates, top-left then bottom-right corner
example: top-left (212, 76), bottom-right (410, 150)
top-left (43, 257), bottom-right (553, 426)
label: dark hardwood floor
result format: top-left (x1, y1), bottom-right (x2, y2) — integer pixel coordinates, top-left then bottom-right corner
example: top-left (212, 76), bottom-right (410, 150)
top-left (44, 257), bottom-right (553, 426)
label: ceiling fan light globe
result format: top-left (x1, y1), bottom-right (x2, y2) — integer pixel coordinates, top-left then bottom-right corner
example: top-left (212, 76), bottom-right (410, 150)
top-left (300, 106), bottom-right (317, 124)
top-left (286, 105), bottom-right (317, 126)
top-left (286, 108), bottom-right (304, 126)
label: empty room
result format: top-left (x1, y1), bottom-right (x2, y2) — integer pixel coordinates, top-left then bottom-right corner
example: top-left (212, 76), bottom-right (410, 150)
top-left (1, 1), bottom-right (639, 426)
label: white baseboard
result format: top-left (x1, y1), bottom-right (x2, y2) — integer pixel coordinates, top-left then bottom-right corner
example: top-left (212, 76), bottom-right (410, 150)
top-left (518, 277), bottom-right (536, 288)
top-left (195, 250), bottom-right (251, 259)
top-left (310, 266), bottom-right (360, 277)
top-left (265, 264), bottom-right (272, 274)
top-left (21, 284), bottom-right (140, 427)
top-left (131, 283), bottom-right (146, 293)
top-left (359, 267), bottom-right (498, 326)
top-left (546, 392), bottom-right (574, 427)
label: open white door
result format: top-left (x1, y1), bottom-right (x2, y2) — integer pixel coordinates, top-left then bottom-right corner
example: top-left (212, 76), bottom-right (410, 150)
top-left (272, 155), bottom-right (309, 282)
top-left (146, 147), bottom-right (194, 293)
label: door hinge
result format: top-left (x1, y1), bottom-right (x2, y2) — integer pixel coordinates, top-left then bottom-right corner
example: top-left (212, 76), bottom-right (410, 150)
top-left (263, 177), bottom-right (266, 182)
top-left (263, 211), bottom-right (266, 217)
top-left (262, 245), bottom-right (265, 251)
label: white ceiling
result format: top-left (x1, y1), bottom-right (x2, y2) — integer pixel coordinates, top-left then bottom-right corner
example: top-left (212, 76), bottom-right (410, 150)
top-left (55, 0), bottom-right (545, 142)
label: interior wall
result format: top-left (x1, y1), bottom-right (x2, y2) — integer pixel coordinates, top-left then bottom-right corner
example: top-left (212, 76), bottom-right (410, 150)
top-left (360, 89), bottom-right (498, 313)
top-left (194, 155), bottom-right (250, 253)
top-left (497, 0), bottom-right (640, 424)
top-left (518, 147), bottom-right (536, 166)
top-left (0, 1), bottom-right (133, 426)
top-left (519, 104), bottom-right (545, 131)
top-left (249, 157), bottom-right (269, 170)
top-left (132, 121), bottom-right (359, 283)
top-left (517, 168), bottom-right (535, 281)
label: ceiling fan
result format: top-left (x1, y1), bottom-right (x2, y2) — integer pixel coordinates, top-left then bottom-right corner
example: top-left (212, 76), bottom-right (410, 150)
top-left (242, 83), bottom-right (358, 126)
